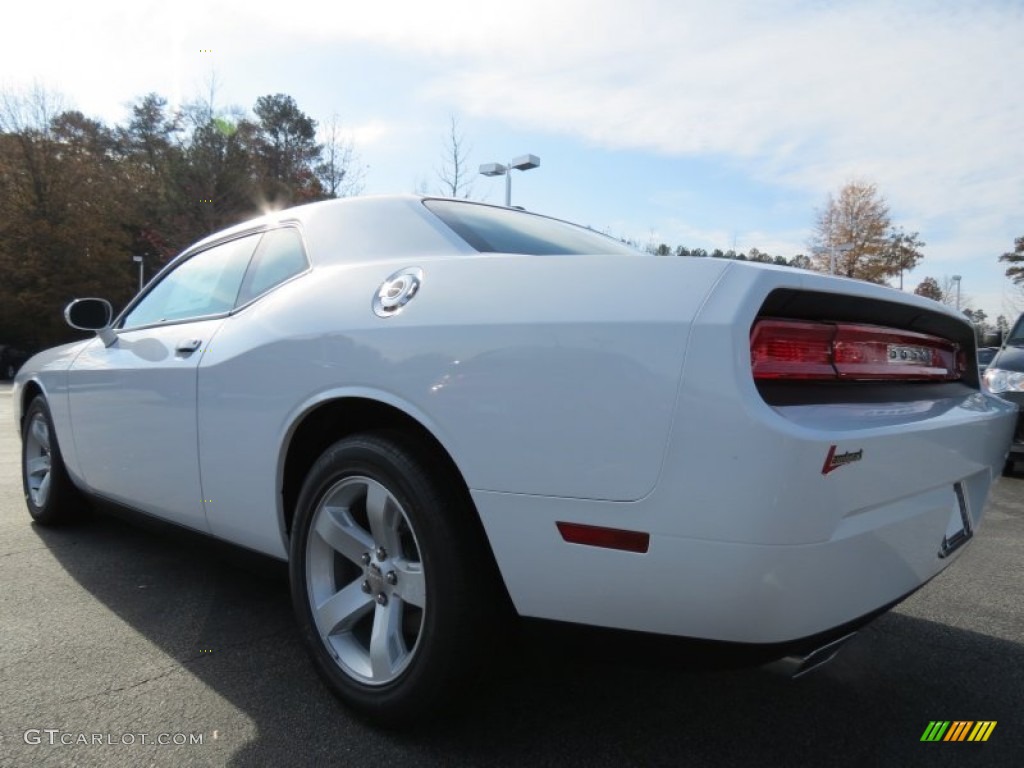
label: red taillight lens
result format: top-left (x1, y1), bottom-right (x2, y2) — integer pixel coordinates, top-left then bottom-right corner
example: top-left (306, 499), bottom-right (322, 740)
top-left (751, 319), bottom-right (962, 382)
top-left (750, 320), bottom-right (836, 380)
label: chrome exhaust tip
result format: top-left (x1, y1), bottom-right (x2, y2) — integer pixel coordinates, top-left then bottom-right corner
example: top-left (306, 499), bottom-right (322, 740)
top-left (764, 631), bottom-right (858, 679)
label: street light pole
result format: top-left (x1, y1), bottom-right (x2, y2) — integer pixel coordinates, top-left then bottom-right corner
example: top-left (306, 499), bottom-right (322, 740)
top-left (479, 154), bottom-right (540, 207)
top-left (132, 255), bottom-right (144, 293)
top-left (952, 275), bottom-right (962, 310)
top-left (813, 242), bottom-right (853, 275)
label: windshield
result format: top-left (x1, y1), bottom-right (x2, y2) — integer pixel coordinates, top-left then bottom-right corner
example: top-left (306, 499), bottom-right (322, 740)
top-left (424, 199), bottom-right (640, 256)
top-left (1006, 315), bottom-right (1024, 344)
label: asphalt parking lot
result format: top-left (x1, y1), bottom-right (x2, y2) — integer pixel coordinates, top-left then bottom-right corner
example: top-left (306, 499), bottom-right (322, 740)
top-left (1, 381), bottom-right (1022, 768)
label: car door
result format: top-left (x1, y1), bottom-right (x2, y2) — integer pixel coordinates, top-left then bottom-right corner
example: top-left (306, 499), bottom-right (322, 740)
top-left (67, 233), bottom-right (260, 531)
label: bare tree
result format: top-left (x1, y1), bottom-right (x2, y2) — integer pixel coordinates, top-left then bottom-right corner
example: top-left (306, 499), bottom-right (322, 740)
top-left (317, 115), bottom-right (364, 198)
top-left (939, 275), bottom-right (972, 311)
top-left (436, 114), bottom-right (473, 198)
top-left (181, 68), bottom-right (223, 129)
top-left (0, 85), bottom-right (66, 220)
top-left (0, 82), bottom-right (65, 134)
top-left (884, 227), bottom-right (926, 290)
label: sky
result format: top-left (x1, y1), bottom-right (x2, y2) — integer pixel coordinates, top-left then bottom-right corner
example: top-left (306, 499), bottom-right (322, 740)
top-left (3, 0), bottom-right (1022, 320)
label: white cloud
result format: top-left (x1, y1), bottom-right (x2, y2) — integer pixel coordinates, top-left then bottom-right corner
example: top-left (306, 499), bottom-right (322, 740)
top-left (333, 119), bottom-right (394, 147)
top-left (197, 2), bottom-right (1023, 261)
top-left (439, 3), bottom-right (1024, 223)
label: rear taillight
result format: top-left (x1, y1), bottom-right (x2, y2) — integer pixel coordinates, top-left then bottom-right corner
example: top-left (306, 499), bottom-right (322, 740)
top-left (751, 319), bottom-right (964, 381)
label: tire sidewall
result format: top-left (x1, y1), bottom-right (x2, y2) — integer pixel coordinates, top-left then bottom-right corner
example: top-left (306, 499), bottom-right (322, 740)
top-left (289, 434), bottom-right (473, 723)
top-left (21, 396), bottom-right (77, 524)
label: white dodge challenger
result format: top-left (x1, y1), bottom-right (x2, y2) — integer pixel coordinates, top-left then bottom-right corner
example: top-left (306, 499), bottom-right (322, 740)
top-left (13, 195), bottom-right (1016, 723)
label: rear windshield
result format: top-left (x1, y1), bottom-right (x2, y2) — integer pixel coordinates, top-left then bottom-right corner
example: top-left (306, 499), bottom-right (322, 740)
top-left (424, 199), bottom-right (640, 256)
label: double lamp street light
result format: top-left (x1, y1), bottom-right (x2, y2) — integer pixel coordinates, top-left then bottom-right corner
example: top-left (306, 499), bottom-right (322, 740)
top-left (479, 154), bottom-right (540, 207)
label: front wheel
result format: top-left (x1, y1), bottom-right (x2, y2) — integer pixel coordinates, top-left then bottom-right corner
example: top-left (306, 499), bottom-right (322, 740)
top-left (21, 396), bottom-right (85, 525)
top-left (289, 432), bottom-right (497, 725)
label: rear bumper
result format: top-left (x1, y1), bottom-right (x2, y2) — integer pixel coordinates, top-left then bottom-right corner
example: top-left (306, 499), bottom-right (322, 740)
top-left (475, 468), bottom-right (989, 643)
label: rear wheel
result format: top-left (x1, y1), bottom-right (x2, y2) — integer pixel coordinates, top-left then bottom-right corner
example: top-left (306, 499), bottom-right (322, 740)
top-left (21, 396), bottom-right (85, 525)
top-left (289, 432), bottom-right (496, 725)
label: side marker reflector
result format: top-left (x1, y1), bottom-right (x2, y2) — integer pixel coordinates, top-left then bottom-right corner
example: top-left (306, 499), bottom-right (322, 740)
top-left (556, 522), bottom-right (650, 553)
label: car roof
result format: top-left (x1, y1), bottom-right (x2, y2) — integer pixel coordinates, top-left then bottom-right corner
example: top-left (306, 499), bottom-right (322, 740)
top-left (178, 195), bottom-right (477, 266)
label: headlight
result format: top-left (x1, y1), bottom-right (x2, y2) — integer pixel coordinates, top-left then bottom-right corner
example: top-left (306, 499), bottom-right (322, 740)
top-left (983, 367), bottom-right (1024, 394)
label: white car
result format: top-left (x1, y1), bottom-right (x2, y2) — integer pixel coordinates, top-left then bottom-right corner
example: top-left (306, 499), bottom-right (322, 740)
top-left (14, 195), bottom-right (1016, 723)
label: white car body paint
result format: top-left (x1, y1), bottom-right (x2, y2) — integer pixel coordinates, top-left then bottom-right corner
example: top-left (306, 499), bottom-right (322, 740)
top-left (13, 195), bottom-right (1016, 646)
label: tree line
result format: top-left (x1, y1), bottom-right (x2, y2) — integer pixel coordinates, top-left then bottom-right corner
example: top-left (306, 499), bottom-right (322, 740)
top-left (645, 181), bottom-right (927, 286)
top-left (645, 242), bottom-right (807, 267)
top-left (0, 87), bottom-right (359, 349)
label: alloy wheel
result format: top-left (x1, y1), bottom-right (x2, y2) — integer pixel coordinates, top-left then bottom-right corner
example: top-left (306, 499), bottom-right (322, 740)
top-left (305, 475), bottom-right (426, 685)
top-left (24, 413), bottom-right (52, 508)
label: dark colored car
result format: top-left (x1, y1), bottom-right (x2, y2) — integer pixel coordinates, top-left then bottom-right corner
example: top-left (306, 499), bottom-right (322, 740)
top-left (983, 319), bottom-right (1024, 469)
top-left (977, 346), bottom-right (999, 374)
top-left (0, 345), bottom-right (30, 380)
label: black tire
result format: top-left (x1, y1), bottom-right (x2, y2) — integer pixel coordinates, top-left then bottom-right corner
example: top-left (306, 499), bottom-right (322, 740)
top-left (289, 431), bottom-right (498, 725)
top-left (21, 396), bottom-right (85, 525)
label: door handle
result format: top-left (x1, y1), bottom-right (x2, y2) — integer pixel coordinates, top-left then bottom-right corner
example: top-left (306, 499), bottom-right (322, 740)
top-left (176, 339), bottom-right (202, 354)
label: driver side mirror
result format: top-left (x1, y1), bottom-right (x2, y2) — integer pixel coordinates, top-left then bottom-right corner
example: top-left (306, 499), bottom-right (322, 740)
top-left (65, 298), bottom-right (116, 346)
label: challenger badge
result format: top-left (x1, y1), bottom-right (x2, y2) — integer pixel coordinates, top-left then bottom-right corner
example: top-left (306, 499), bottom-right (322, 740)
top-left (822, 445), bottom-right (863, 475)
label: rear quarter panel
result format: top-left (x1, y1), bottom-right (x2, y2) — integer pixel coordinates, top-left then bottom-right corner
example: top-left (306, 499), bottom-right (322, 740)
top-left (195, 254), bottom-right (731, 555)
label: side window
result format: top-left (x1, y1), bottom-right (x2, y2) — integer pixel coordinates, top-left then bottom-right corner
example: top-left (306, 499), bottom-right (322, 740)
top-left (122, 235), bottom-right (259, 329)
top-left (235, 227), bottom-right (309, 307)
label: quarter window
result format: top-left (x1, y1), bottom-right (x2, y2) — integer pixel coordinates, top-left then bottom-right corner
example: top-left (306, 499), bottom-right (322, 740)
top-left (235, 227), bottom-right (308, 307)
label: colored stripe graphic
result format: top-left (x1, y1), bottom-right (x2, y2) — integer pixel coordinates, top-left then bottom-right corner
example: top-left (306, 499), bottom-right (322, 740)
top-left (944, 721), bottom-right (972, 741)
top-left (921, 721), bottom-right (996, 742)
top-left (968, 722), bottom-right (997, 742)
